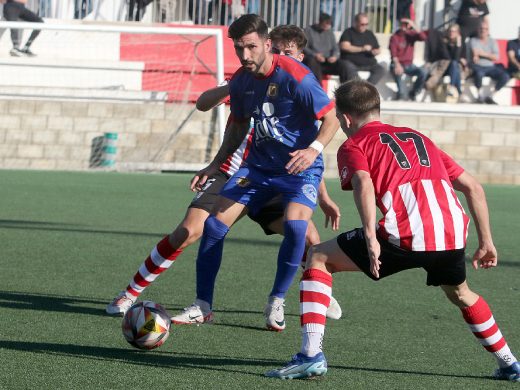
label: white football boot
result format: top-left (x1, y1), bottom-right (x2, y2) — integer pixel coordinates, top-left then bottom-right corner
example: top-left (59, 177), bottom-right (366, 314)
top-left (171, 300), bottom-right (213, 324)
top-left (264, 296), bottom-right (286, 331)
top-left (105, 291), bottom-right (135, 316)
top-left (326, 295), bottom-right (343, 320)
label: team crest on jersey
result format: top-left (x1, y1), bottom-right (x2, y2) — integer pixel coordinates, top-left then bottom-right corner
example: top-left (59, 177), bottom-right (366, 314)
top-left (236, 177), bottom-right (251, 187)
top-left (302, 184), bottom-right (317, 203)
top-left (267, 83), bottom-right (279, 98)
top-left (341, 166), bottom-right (349, 180)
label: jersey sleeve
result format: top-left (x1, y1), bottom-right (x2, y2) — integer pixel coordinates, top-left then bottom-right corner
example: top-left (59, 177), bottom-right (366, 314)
top-left (439, 148), bottom-right (464, 181)
top-left (228, 69), bottom-right (250, 123)
top-left (294, 73), bottom-right (334, 120)
top-left (337, 140), bottom-right (369, 190)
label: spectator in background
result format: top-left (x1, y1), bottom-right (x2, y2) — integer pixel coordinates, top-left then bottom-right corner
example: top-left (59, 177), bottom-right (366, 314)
top-left (469, 22), bottom-right (510, 104)
top-left (127, 0), bottom-right (153, 21)
top-left (456, 0), bottom-right (489, 40)
top-left (425, 24), bottom-right (468, 103)
top-left (1, 0), bottom-right (44, 57)
top-left (339, 12), bottom-right (385, 87)
top-left (303, 12), bottom-right (349, 83)
top-left (506, 27), bottom-right (520, 79)
top-left (389, 18), bottom-right (427, 101)
top-left (74, 0), bottom-right (93, 19)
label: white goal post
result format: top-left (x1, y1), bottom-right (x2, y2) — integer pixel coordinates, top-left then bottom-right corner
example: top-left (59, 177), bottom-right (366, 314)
top-left (0, 21), bottom-right (227, 144)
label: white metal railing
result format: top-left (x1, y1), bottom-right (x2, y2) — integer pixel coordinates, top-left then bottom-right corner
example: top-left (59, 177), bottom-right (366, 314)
top-left (11, 0), bottom-right (431, 33)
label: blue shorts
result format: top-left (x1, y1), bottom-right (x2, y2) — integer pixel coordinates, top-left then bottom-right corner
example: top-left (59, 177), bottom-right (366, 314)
top-left (220, 166), bottom-right (322, 215)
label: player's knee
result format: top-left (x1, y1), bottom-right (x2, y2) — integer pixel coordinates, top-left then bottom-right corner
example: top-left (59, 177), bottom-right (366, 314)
top-left (307, 244), bottom-right (328, 269)
top-left (169, 223), bottom-right (203, 250)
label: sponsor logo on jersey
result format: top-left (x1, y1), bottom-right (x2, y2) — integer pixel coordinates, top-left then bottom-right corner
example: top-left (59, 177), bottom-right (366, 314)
top-left (236, 177), bottom-right (251, 187)
top-left (267, 83), bottom-right (279, 98)
top-left (302, 184), bottom-right (317, 203)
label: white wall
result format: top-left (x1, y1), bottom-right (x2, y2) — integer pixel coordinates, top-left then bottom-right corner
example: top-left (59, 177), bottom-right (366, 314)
top-left (487, 0), bottom-right (520, 39)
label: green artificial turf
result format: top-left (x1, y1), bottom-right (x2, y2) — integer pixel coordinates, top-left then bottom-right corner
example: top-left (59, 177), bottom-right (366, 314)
top-left (0, 170), bottom-right (518, 389)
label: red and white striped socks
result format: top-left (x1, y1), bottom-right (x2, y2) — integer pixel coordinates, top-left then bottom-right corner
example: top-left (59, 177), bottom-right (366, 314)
top-left (124, 235), bottom-right (182, 299)
top-left (461, 296), bottom-right (517, 368)
top-left (300, 268), bottom-right (332, 357)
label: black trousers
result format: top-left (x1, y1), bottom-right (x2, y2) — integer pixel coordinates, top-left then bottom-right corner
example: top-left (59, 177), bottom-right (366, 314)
top-left (302, 55), bottom-right (349, 83)
top-left (3, 1), bottom-right (44, 48)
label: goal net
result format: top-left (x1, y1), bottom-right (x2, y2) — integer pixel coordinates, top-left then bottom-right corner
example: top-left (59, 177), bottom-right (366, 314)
top-left (0, 21), bottom-right (226, 170)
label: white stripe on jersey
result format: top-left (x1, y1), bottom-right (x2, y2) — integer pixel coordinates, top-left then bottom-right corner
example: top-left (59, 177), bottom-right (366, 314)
top-left (301, 302), bottom-right (328, 316)
top-left (398, 182), bottom-right (426, 251)
top-left (421, 179), bottom-right (446, 251)
top-left (381, 191), bottom-right (400, 246)
top-left (300, 280), bottom-right (332, 297)
top-left (441, 180), bottom-right (465, 249)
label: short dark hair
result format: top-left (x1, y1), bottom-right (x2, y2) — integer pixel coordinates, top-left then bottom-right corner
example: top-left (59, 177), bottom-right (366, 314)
top-left (228, 14), bottom-right (269, 40)
top-left (319, 13), bottom-right (332, 23)
top-left (354, 12), bottom-right (368, 22)
top-left (268, 25), bottom-right (307, 50)
top-left (334, 80), bottom-right (380, 117)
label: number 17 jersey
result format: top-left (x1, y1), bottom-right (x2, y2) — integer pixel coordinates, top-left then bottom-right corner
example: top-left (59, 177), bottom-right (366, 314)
top-left (337, 121), bottom-right (469, 252)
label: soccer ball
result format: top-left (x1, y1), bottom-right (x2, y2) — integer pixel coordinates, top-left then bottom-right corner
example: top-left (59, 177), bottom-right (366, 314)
top-left (122, 301), bottom-right (171, 350)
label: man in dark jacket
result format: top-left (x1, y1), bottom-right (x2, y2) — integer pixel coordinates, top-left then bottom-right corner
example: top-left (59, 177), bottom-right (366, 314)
top-left (303, 13), bottom-right (349, 83)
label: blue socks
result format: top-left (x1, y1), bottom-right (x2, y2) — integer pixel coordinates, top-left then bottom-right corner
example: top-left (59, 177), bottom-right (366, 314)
top-left (270, 220), bottom-right (308, 298)
top-left (196, 215), bottom-right (229, 307)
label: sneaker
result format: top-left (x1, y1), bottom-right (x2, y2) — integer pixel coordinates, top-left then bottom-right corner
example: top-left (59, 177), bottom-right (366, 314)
top-left (105, 291), bottom-right (135, 316)
top-left (484, 96), bottom-right (498, 105)
top-left (326, 295), bottom-right (342, 320)
top-left (265, 352), bottom-right (328, 379)
top-left (494, 362), bottom-right (520, 382)
top-left (21, 47), bottom-right (36, 57)
top-left (264, 296), bottom-right (285, 331)
top-left (171, 303), bottom-right (213, 325)
top-left (9, 48), bottom-right (25, 57)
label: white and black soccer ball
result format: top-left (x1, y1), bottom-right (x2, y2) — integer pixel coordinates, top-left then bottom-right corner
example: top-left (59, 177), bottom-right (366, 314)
top-left (122, 301), bottom-right (171, 350)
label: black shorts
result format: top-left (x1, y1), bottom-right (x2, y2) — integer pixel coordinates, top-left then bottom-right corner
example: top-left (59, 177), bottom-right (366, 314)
top-left (188, 170), bottom-right (229, 213)
top-left (189, 170), bottom-right (283, 235)
top-left (247, 194), bottom-right (284, 235)
top-left (336, 228), bottom-right (466, 286)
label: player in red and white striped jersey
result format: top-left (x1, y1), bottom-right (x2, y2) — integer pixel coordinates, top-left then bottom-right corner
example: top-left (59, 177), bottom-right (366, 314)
top-left (266, 79), bottom-right (519, 381)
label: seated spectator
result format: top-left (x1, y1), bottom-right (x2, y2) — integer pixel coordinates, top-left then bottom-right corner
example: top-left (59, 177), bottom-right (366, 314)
top-left (456, 0), bottom-right (489, 40)
top-left (303, 12), bottom-right (349, 83)
top-left (469, 22), bottom-right (510, 104)
top-left (425, 24), bottom-right (468, 102)
top-left (1, 0), bottom-right (44, 57)
top-left (389, 18), bottom-right (427, 101)
top-left (507, 26), bottom-right (520, 79)
top-left (339, 12), bottom-right (385, 86)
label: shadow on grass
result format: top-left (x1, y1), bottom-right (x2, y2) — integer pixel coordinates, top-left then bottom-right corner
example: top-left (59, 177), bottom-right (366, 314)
top-left (0, 340), bottom-right (275, 377)
top-left (0, 340), bottom-right (493, 381)
top-left (0, 219), bottom-right (279, 246)
top-left (0, 291), bottom-right (107, 317)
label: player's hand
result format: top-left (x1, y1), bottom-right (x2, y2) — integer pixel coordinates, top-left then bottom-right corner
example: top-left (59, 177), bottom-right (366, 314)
top-left (286, 148), bottom-right (320, 175)
top-left (472, 242), bottom-right (498, 270)
top-left (319, 196), bottom-right (341, 230)
top-left (190, 163), bottom-right (218, 192)
top-left (366, 236), bottom-right (381, 278)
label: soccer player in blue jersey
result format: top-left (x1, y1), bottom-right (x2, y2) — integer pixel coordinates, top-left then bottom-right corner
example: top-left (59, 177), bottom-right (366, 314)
top-left (174, 14), bottom-right (340, 330)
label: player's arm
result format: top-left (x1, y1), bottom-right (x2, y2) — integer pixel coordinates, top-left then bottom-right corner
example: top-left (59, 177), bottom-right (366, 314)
top-left (286, 108), bottom-right (340, 175)
top-left (190, 118), bottom-right (250, 191)
top-left (507, 48), bottom-right (520, 69)
top-left (317, 179), bottom-right (341, 230)
top-left (351, 170), bottom-right (381, 278)
top-left (196, 85), bottom-right (230, 112)
top-left (451, 171), bottom-right (497, 270)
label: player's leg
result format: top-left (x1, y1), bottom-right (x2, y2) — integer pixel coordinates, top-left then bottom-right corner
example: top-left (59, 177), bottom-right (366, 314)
top-left (266, 237), bottom-right (360, 379)
top-left (107, 171), bottom-right (228, 316)
top-left (18, 5), bottom-right (44, 55)
top-left (106, 207), bottom-right (208, 316)
top-left (441, 282), bottom-right (519, 381)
